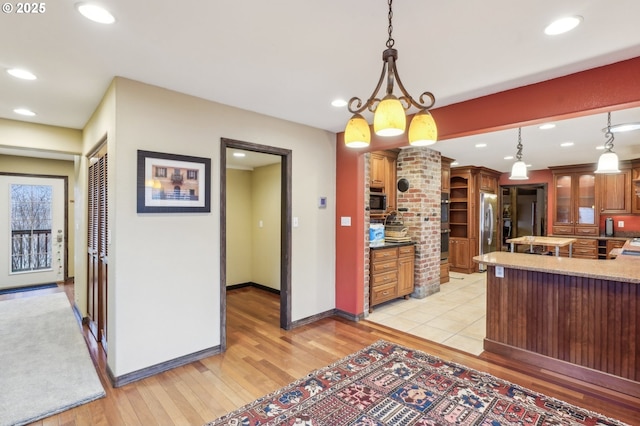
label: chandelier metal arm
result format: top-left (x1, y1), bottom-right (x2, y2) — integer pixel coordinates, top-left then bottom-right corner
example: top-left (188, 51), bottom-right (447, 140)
top-left (392, 58), bottom-right (436, 110)
top-left (347, 60), bottom-right (390, 115)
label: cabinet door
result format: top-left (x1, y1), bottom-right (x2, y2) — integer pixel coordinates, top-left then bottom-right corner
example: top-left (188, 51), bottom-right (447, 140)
top-left (385, 156), bottom-right (397, 211)
top-left (575, 172), bottom-right (596, 225)
top-left (449, 238), bottom-right (469, 269)
top-left (598, 170), bottom-right (631, 214)
top-left (633, 167), bottom-right (640, 214)
top-left (370, 154), bottom-right (385, 189)
top-left (553, 174), bottom-right (573, 226)
top-left (397, 252), bottom-right (414, 296)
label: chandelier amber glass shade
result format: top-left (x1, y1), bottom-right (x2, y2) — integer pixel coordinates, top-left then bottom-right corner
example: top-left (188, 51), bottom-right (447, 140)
top-left (374, 95), bottom-right (406, 136)
top-left (344, 113), bottom-right (371, 148)
top-left (408, 109), bottom-right (438, 146)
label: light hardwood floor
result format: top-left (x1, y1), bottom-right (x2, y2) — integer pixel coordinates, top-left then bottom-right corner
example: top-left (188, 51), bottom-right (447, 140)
top-left (5, 284), bottom-right (638, 425)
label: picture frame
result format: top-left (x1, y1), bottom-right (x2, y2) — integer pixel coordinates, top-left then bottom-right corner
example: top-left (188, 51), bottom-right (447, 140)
top-left (136, 150), bottom-right (211, 213)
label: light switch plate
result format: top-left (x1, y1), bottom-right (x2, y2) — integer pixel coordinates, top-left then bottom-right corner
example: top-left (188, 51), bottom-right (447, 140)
top-left (495, 266), bottom-right (504, 278)
top-left (341, 216), bottom-right (351, 226)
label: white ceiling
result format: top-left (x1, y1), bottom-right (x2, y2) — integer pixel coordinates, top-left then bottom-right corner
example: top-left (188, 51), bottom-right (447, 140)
top-left (2, 0), bottom-right (640, 172)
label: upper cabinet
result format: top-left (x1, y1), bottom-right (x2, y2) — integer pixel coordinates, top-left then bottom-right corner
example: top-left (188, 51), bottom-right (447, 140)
top-left (631, 159), bottom-right (640, 214)
top-left (597, 168), bottom-right (632, 214)
top-left (370, 150), bottom-right (398, 212)
top-left (441, 156), bottom-right (453, 194)
top-left (551, 166), bottom-right (598, 237)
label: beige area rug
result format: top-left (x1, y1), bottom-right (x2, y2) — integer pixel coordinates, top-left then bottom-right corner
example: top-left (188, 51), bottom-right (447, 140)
top-left (0, 292), bottom-right (105, 426)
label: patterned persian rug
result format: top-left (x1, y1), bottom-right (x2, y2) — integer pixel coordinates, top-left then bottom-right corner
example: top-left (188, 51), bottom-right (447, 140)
top-left (206, 340), bottom-right (627, 426)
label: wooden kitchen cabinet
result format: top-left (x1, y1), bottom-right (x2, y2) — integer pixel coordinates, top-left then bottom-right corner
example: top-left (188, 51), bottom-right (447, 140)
top-left (397, 245), bottom-right (415, 296)
top-left (634, 162), bottom-right (640, 214)
top-left (369, 244), bottom-right (414, 312)
top-left (550, 166), bottom-right (598, 237)
top-left (370, 150), bottom-right (398, 211)
top-left (449, 237), bottom-right (470, 272)
top-left (597, 169), bottom-right (631, 214)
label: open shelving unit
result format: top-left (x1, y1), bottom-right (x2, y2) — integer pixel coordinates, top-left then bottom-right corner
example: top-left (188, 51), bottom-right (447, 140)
top-left (449, 176), bottom-right (469, 238)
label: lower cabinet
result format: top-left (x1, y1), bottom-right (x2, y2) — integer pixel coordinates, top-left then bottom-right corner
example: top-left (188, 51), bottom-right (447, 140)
top-left (449, 237), bottom-right (475, 273)
top-left (370, 245), bottom-right (415, 312)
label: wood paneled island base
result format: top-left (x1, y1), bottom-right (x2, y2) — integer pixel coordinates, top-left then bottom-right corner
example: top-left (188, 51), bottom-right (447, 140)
top-left (476, 255), bottom-right (639, 399)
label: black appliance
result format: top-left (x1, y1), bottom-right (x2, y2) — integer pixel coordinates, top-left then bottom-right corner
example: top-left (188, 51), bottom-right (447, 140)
top-left (370, 192), bottom-right (387, 212)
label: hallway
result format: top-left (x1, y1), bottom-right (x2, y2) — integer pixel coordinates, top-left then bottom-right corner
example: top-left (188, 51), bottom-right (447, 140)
top-left (366, 271), bottom-right (487, 355)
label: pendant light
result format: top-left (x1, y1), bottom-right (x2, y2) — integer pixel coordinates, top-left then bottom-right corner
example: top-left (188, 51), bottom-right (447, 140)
top-left (595, 112), bottom-right (620, 174)
top-left (344, 0), bottom-right (437, 148)
top-left (509, 128), bottom-right (529, 180)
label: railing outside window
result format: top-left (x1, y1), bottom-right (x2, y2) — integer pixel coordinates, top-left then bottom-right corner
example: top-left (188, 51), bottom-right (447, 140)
top-left (11, 229), bottom-right (52, 272)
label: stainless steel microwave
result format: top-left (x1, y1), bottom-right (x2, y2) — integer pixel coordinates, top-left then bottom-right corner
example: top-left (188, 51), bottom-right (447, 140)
top-left (370, 192), bottom-right (387, 211)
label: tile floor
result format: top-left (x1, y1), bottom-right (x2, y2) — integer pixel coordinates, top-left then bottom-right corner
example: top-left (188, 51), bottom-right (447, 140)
top-left (366, 271), bottom-right (487, 355)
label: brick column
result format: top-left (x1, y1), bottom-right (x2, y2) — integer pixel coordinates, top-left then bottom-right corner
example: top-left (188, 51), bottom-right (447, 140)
top-left (396, 148), bottom-right (441, 298)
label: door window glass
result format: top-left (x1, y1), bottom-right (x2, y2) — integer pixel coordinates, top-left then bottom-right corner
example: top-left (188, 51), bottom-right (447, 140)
top-left (10, 184), bottom-right (53, 272)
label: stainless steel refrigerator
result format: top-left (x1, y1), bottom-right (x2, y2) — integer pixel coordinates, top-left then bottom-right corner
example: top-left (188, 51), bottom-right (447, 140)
top-left (479, 192), bottom-right (498, 271)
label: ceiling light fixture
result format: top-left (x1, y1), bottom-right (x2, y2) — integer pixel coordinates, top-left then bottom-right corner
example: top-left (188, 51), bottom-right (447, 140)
top-left (331, 99), bottom-right (347, 107)
top-left (344, 0), bottom-right (437, 148)
top-left (560, 142), bottom-right (574, 147)
top-left (595, 112), bottom-right (620, 174)
top-left (539, 123), bottom-right (555, 130)
top-left (7, 68), bottom-right (37, 80)
top-left (544, 16), bottom-right (582, 35)
top-left (14, 108), bottom-right (36, 116)
top-left (509, 128), bottom-right (529, 180)
top-left (607, 122), bottom-right (640, 133)
top-left (76, 3), bottom-right (115, 24)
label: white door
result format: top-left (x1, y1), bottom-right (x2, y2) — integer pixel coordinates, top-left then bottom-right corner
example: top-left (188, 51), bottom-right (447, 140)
top-left (0, 176), bottom-right (66, 289)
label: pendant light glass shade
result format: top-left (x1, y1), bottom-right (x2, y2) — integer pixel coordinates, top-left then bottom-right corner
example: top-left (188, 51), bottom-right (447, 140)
top-left (408, 109), bottom-right (438, 146)
top-left (594, 151), bottom-right (620, 174)
top-left (509, 160), bottom-right (529, 180)
top-left (344, 113), bottom-right (371, 148)
top-left (373, 94), bottom-right (406, 136)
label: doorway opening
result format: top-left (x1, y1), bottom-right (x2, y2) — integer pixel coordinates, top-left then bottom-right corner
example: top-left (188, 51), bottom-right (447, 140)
top-left (500, 184), bottom-right (547, 251)
top-left (220, 138), bottom-right (292, 351)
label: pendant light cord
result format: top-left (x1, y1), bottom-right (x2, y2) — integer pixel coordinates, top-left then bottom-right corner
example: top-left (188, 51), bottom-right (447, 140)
top-left (516, 128), bottom-right (523, 161)
top-left (604, 112), bottom-right (615, 152)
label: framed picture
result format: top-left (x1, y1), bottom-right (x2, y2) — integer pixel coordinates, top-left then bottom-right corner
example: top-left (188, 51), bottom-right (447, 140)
top-left (137, 150), bottom-right (211, 213)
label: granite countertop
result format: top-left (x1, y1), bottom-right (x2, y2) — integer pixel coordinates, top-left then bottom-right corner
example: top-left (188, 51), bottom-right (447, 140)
top-left (473, 251), bottom-right (640, 284)
top-left (370, 241), bottom-right (415, 249)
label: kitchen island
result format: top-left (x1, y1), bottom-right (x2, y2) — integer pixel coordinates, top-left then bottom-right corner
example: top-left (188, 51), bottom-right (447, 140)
top-left (474, 246), bottom-right (639, 398)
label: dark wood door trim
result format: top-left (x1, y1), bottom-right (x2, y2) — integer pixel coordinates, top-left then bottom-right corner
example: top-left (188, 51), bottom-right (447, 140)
top-left (219, 138), bottom-right (292, 351)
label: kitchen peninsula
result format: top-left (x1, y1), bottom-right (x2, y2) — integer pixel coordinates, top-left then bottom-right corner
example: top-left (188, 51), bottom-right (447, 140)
top-left (474, 244), bottom-right (640, 398)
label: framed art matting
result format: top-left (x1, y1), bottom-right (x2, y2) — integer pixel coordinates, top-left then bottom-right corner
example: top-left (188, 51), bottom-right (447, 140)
top-left (137, 150), bottom-right (211, 213)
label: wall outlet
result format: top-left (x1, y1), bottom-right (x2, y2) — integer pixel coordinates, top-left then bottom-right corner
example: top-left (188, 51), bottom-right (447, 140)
top-left (495, 266), bottom-right (504, 278)
top-left (618, 220), bottom-right (625, 228)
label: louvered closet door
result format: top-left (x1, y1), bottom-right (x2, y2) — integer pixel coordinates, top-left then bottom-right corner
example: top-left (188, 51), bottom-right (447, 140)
top-left (87, 149), bottom-right (108, 349)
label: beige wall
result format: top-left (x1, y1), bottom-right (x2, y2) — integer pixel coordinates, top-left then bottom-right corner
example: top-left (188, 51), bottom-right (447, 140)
top-left (251, 163), bottom-right (282, 290)
top-left (0, 155), bottom-right (77, 278)
top-left (79, 77), bottom-right (336, 378)
top-left (226, 168), bottom-right (253, 285)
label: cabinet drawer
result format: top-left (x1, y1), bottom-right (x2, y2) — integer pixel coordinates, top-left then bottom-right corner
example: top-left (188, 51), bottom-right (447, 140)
top-left (371, 270), bottom-right (397, 286)
top-left (398, 245), bottom-right (415, 257)
top-left (607, 240), bottom-right (626, 249)
top-left (574, 239), bottom-right (597, 248)
top-left (371, 259), bottom-right (397, 273)
top-left (572, 247), bottom-right (597, 257)
top-left (371, 282), bottom-right (397, 305)
top-left (372, 248), bottom-right (398, 261)
top-left (553, 225), bottom-right (574, 235)
top-left (575, 227), bottom-right (598, 236)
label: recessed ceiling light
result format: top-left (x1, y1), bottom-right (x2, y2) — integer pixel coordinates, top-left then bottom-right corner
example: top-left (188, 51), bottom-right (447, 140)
top-left (596, 145), bottom-right (605, 150)
top-left (233, 152), bottom-right (246, 158)
top-left (545, 16), bottom-right (582, 35)
top-left (76, 3), bottom-right (115, 24)
top-left (331, 99), bottom-right (347, 107)
top-left (7, 68), bottom-right (37, 80)
top-left (475, 143), bottom-right (487, 148)
top-left (14, 108), bottom-right (36, 116)
top-left (539, 123), bottom-right (556, 130)
top-left (526, 164), bottom-right (532, 168)
top-left (504, 155), bottom-right (514, 160)
top-left (607, 122), bottom-right (640, 133)
top-left (451, 161), bottom-right (459, 166)
top-left (560, 142), bottom-right (574, 147)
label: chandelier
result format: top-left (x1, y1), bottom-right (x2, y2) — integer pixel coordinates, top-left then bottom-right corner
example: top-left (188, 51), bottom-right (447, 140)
top-left (344, 0), bottom-right (437, 148)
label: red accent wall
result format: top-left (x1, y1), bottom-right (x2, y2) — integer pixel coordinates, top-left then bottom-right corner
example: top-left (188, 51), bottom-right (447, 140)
top-left (336, 56), bottom-right (640, 317)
